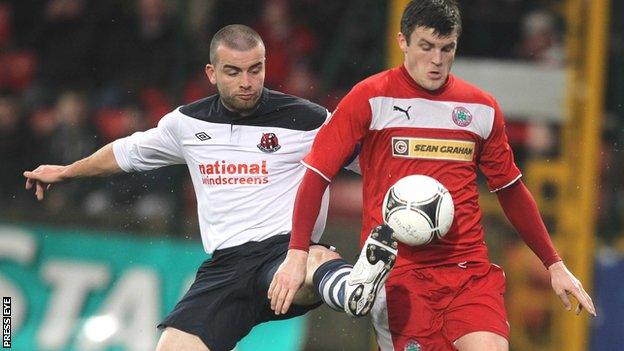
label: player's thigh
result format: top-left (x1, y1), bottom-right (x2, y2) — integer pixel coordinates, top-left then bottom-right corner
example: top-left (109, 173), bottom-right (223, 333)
top-left (156, 327), bottom-right (210, 351)
top-left (371, 273), bottom-right (455, 351)
top-left (454, 331), bottom-right (508, 351)
top-left (444, 263), bottom-right (509, 344)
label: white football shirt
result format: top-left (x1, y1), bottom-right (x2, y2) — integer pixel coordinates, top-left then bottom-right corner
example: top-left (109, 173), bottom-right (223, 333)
top-left (113, 89), bottom-right (332, 253)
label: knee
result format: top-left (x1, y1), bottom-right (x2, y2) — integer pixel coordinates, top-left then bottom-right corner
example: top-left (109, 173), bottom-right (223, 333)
top-left (156, 327), bottom-right (210, 351)
top-left (307, 245), bottom-right (341, 271)
top-left (454, 332), bottom-right (508, 351)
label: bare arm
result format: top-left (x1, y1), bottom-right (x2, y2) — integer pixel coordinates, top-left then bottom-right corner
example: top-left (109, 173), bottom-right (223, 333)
top-left (269, 169), bottom-right (329, 314)
top-left (23, 143), bottom-right (122, 200)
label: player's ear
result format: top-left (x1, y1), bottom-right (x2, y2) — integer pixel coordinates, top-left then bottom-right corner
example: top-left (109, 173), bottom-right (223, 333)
top-left (397, 32), bottom-right (408, 53)
top-left (205, 64), bottom-right (217, 84)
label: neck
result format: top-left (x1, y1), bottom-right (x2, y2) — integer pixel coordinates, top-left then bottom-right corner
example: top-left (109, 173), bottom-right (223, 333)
top-left (401, 63), bottom-right (450, 92)
top-left (220, 100), bottom-right (259, 118)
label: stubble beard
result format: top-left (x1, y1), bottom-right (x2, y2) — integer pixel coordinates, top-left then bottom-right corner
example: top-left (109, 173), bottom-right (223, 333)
top-left (220, 91), bottom-right (261, 115)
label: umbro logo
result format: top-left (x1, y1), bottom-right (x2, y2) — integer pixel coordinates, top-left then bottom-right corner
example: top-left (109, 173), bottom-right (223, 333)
top-left (393, 105), bottom-right (411, 119)
top-left (195, 132), bottom-right (211, 141)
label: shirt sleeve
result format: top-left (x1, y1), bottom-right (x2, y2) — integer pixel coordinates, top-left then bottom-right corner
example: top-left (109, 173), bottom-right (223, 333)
top-left (302, 85), bottom-right (372, 180)
top-left (112, 110), bottom-right (185, 172)
top-left (478, 100), bottom-right (522, 192)
top-left (497, 180), bottom-right (561, 267)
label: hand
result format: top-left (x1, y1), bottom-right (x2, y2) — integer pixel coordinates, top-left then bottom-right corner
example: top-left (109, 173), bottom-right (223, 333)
top-left (268, 249), bottom-right (308, 315)
top-left (548, 261), bottom-right (597, 316)
top-left (23, 165), bottom-right (68, 200)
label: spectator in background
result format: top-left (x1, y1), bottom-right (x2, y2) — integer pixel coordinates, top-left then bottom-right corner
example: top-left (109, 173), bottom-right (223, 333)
top-left (255, 0), bottom-right (318, 90)
top-left (458, 0), bottom-right (525, 58)
top-left (29, 0), bottom-right (95, 105)
top-left (184, 0), bottom-right (218, 64)
top-left (47, 92), bottom-right (97, 165)
top-left (0, 94), bottom-right (33, 202)
top-left (94, 0), bottom-right (184, 106)
top-left (283, 60), bottom-right (320, 101)
top-left (79, 99), bottom-right (181, 230)
top-left (0, 2), bottom-right (37, 94)
top-left (37, 91), bottom-right (97, 212)
top-left (515, 9), bottom-right (564, 66)
top-left (130, 0), bottom-right (184, 92)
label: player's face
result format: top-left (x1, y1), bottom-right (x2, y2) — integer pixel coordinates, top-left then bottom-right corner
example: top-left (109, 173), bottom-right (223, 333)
top-left (398, 26), bottom-right (458, 91)
top-left (205, 44), bottom-right (266, 115)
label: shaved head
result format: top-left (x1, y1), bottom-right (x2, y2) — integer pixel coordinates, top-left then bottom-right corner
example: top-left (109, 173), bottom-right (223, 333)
top-left (209, 24), bottom-right (265, 64)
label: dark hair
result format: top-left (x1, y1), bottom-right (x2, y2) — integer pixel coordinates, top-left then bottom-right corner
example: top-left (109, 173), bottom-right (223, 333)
top-left (209, 24), bottom-right (264, 64)
top-left (400, 0), bottom-right (462, 43)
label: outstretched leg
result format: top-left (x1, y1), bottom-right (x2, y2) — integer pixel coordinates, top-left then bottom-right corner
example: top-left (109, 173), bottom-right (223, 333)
top-left (343, 224), bottom-right (397, 317)
top-left (291, 244), bottom-right (346, 306)
top-left (267, 226), bottom-right (397, 317)
top-left (454, 331), bottom-right (508, 351)
top-left (309, 225), bottom-right (398, 317)
top-left (156, 327), bottom-right (210, 351)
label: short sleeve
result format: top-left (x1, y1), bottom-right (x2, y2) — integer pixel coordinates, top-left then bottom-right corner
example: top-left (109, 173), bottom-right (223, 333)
top-left (478, 101), bottom-right (522, 192)
top-left (302, 85), bottom-right (372, 180)
top-left (113, 110), bottom-right (185, 172)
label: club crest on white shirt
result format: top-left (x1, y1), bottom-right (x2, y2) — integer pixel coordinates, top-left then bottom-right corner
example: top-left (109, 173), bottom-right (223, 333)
top-left (257, 132), bottom-right (282, 153)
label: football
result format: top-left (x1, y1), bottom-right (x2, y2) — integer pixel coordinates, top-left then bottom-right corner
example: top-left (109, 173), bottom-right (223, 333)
top-left (382, 175), bottom-right (454, 246)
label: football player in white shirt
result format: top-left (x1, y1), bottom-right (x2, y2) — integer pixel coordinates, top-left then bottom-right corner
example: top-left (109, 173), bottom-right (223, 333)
top-left (24, 24), bottom-right (397, 351)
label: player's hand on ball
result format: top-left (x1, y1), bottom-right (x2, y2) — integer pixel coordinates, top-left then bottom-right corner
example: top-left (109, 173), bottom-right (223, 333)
top-left (23, 165), bottom-right (67, 200)
top-left (548, 261), bottom-right (597, 316)
top-left (268, 249), bottom-right (308, 315)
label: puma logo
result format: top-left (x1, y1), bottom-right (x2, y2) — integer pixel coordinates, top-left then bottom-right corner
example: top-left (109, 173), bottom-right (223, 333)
top-left (393, 105), bottom-right (411, 120)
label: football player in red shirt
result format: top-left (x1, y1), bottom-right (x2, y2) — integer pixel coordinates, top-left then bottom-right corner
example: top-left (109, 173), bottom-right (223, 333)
top-left (269, 1), bottom-right (596, 350)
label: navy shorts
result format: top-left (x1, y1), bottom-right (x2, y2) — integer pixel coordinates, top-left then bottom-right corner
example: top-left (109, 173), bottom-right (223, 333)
top-left (158, 234), bottom-right (323, 351)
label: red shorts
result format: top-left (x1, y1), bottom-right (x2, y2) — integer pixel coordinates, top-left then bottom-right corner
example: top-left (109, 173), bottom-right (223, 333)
top-left (371, 262), bottom-right (509, 351)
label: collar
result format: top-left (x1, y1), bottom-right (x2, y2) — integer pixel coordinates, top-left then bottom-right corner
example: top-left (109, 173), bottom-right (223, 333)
top-left (216, 88), bottom-right (270, 121)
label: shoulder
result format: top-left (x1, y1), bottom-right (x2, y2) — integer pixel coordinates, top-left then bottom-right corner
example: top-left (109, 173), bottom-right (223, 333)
top-left (154, 107), bottom-right (186, 130)
top-left (351, 69), bottom-right (395, 97)
top-left (178, 94), bottom-right (220, 120)
top-left (332, 69), bottom-right (395, 112)
top-left (255, 89), bottom-right (328, 131)
top-left (450, 75), bottom-right (499, 109)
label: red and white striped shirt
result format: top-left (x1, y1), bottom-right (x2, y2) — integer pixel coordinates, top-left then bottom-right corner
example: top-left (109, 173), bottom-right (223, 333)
top-left (303, 66), bottom-right (521, 269)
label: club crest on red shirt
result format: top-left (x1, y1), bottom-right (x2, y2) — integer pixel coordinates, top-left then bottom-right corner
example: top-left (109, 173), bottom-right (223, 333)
top-left (404, 340), bottom-right (422, 351)
top-left (452, 106), bottom-right (473, 127)
top-left (257, 132), bottom-right (281, 153)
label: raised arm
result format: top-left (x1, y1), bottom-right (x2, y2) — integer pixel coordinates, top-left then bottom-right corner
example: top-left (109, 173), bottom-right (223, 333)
top-left (24, 143), bottom-right (121, 200)
top-left (24, 110), bottom-right (184, 201)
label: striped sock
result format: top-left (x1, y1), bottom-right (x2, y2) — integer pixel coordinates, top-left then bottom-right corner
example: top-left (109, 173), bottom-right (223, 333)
top-left (312, 259), bottom-right (352, 311)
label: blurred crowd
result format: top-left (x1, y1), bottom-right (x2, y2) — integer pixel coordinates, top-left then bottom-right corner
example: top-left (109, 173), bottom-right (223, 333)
top-left (1, 0), bottom-right (621, 245)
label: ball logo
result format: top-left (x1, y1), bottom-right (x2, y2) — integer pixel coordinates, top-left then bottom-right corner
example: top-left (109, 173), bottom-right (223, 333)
top-left (452, 106), bottom-right (472, 127)
top-left (257, 132), bottom-right (281, 153)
